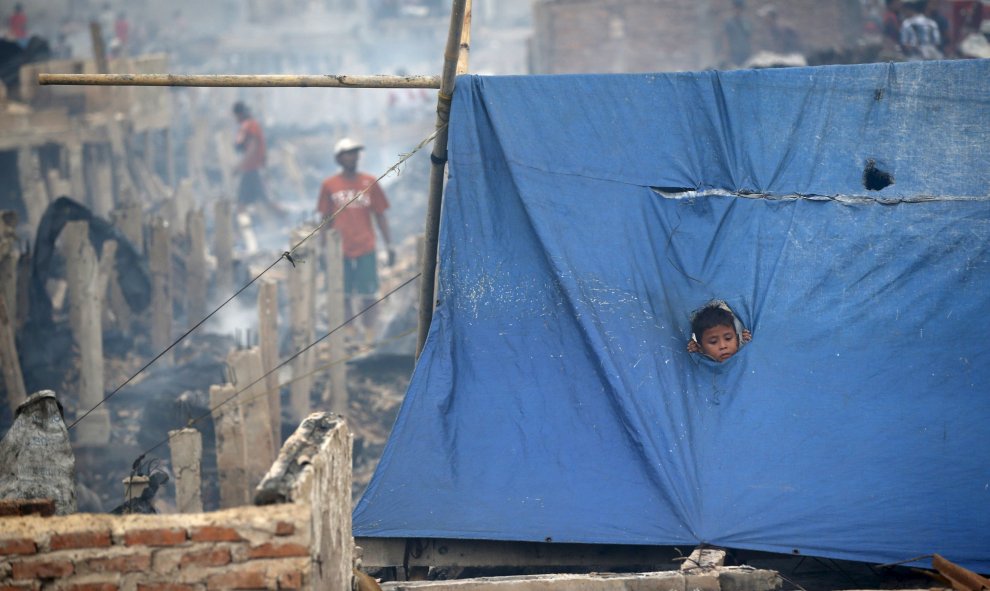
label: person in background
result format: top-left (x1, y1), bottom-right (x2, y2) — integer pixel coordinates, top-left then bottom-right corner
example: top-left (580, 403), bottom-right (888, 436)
top-left (232, 101), bottom-right (269, 211)
top-left (316, 138), bottom-right (394, 342)
top-left (882, 0), bottom-right (904, 49)
top-left (114, 11), bottom-right (130, 56)
top-left (924, 0), bottom-right (950, 55)
top-left (900, 0), bottom-right (942, 59)
top-left (722, 0), bottom-right (753, 67)
top-left (760, 5), bottom-right (801, 54)
top-left (8, 4), bottom-right (27, 48)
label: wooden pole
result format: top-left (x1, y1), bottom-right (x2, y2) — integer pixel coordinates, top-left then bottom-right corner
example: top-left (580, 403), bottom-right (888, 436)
top-left (457, 0), bottom-right (473, 76)
top-left (149, 217), bottom-right (173, 366)
top-left (257, 279), bottom-right (280, 451)
top-left (0, 211), bottom-right (26, 414)
top-left (322, 230), bottom-right (347, 414)
top-left (227, 347), bottom-right (276, 494)
top-left (288, 228), bottom-right (315, 423)
top-left (214, 199), bottom-right (234, 297)
top-left (417, 0), bottom-right (469, 357)
top-left (186, 209), bottom-right (207, 324)
top-left (210, 382), bottom-right (248, 508)
top-left (62, 221), bottom-right (112, 445)
top-left (67, 142), bottom-right (86, 203)
top-left (39, 73), bottom-right (442, 89)
top-left (168, 427), bottom-right (203, 513)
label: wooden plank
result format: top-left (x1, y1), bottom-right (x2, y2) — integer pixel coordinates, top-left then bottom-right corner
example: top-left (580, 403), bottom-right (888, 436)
top-left (356, 538), bottom-right (683, 570)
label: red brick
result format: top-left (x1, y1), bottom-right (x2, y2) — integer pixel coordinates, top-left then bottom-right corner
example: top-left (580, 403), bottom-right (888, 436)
top-left (83, 553), bottom-right (152, 573)
top-left (246, 543), bottom-right (307, 560)
top-left (11, 559), bottom-right (74, 580)
top-left (0, 585), bottom-right (39, 591)
top-left (50, 530), bottom-right (111, 550)
top-left (0, 538), bottom-right (37, 556)
top-left (179, 548), bottom-right (231, 569)
top-left (137, 585), bottom-right (197, 591)
top-left (66, 584), bottom-right (119, 591)
top-left (276, 572), bottom-right (301, 590)
top-left (188, 526), bottom-right (243, 543)
top-left (206, 568), bottom-right (268, 590)
top-left (273, 522), bottom-right (294, 537)
top-left (124, 529), bottom-right (186, 547)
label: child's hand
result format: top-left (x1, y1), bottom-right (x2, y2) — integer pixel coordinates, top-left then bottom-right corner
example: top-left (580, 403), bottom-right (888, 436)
top-left (741, 329), bottom-right (752, 343)
top-left (687, 340), bottom-right (700, 353)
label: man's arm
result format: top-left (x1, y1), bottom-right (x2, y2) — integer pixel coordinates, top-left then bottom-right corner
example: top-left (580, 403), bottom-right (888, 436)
top-left (374, 210), bottom-right (394, 266)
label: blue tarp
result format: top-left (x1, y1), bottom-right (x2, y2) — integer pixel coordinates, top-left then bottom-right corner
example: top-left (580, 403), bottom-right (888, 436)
top-left (353, 60), bottom-right (990, 571)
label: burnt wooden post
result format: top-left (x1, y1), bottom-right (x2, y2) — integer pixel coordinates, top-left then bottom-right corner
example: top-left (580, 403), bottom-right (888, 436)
top-left (258, 279), bottom-right (281, 451)
top-left (91, 145), bottom-right (114, 218)
top-left (288, 228), bottom-right (316, 422)
top-left (323, 229), bottom-right (347, 414)
top-left (227, 347), bottom-right (276, 493)
top-left (16, 147), bottom-right (46, 234)
top-left (214, 199), bottom-right (234, 297)
top-left (209, 382), bottom-right (247, 508)
top-left (149, 217), bottom-right (173, 365)
top-left (61, 221), bottom-right (113, 445)
top-left (0, 212), bottom-right (26, 413)
top-left (186, 209), bottom-right (207, 324)
top-left (168, 427), bottom-right (203, 513)
top-left (67, 141), bottom-right (86, 204)
top-left (46, 169), bottom-right (71, 201)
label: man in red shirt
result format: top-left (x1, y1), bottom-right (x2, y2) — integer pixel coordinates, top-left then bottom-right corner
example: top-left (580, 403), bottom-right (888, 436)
top-left (317, 138), bottom-right (394, 338)
top-left (232, 101), bottom-right (269, 210)
top-left (8, 4), bottom-right (27, 47)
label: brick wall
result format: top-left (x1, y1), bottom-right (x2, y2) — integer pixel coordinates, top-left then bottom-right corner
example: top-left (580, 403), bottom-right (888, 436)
top-left (531, 0), bottom-right (863, 74)
top-left (0, 417), bottom-right (351, 591)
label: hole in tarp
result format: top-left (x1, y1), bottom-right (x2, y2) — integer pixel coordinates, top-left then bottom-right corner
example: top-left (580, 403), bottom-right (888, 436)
top-left (652, 186), bottom-right (697, 197)
top-left (863, 159), bottom-right (894, 191)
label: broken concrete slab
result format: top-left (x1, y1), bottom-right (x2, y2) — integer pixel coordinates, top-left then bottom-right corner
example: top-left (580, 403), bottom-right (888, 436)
top-left (0, 390), bottom-right (77, 514)
top-left (380, 567), bottom-right (782, 590)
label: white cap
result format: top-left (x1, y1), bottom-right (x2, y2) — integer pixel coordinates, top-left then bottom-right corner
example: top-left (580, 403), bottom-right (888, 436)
top-left (334, 137), bottom-right (364, 156)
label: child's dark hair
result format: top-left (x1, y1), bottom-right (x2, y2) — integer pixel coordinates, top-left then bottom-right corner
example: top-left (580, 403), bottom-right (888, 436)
top-left (691, 303), bottom-right (737, 341)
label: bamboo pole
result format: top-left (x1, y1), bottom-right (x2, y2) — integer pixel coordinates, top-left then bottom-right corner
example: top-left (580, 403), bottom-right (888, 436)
top-left (456, 0), bottom-right (473, 76)
top-left (39, 73), bottom-right (442, 89)
top-left (416, 0), bottom-right (469, 358)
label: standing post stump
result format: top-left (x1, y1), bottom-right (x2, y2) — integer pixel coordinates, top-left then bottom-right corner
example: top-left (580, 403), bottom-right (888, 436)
top-left (168, 427), bottom-right (203, 513)
top-left (149, 218), bottom-right (173, 365)
top-left (323, 229), bottom-right (348, 414)
top-left (186, 209), bottom-right (207, 324)
top-left (288, 228), bottom-right (315, 423)
top-left (227, 347), bottom-right (276, 494)
top-left (91, 145), bottom-right (115, 219)
top-left (67, 142), bottom-right (86, 204)
top-left (61, 221), bottom-right (113, 445)
top-left (258, 279), bottom-right (280, 452)
top-left (214, 199), bottom-right (234, 298)
top-left (0, 211), bottom-right (26, 412)
top-left (210, 382), bottom-right (247, 508)
top-left (16, 147), bottom-right (47, 235)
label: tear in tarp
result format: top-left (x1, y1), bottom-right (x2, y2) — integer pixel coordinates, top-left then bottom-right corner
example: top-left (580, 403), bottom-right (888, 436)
top-left (354, 60), bottom-right (990, 572)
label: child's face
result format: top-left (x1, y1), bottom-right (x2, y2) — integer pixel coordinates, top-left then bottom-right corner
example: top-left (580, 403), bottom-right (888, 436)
top-left (700, 324), bottom-right (739, 362)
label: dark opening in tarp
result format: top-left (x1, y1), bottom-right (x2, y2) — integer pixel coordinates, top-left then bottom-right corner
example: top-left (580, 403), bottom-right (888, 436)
top-left (354, 60), bottom-right (990, 572)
